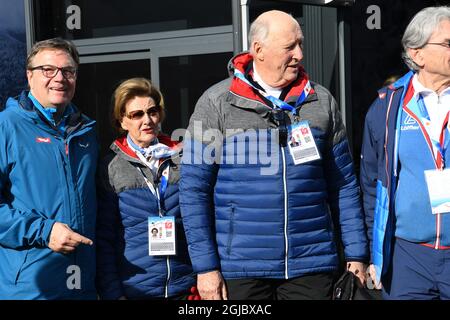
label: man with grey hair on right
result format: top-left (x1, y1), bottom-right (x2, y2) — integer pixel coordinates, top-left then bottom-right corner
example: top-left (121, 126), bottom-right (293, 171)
top-left (361, 6), bottom-right (450, 299)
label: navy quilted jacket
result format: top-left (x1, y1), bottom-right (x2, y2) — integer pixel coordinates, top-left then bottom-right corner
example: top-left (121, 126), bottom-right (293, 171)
top-left (96, 136), bottom-right (195, 299)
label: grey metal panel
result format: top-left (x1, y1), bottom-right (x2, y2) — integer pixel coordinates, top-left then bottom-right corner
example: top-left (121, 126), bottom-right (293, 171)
top-left (232, 0), bottom-right (243, 54)
top-left (302, 5), bottom-right (324, 85)
top-left (232, 0), bottom-right (250, 54)
top-left (321, 7), bottom-right (339, 98)
top-left (150, 52), bottom-right (159, 88)
top-left (74, 26), bottom-right (232, 48)
top-left (75, 31), bottom-right (233, 57)
top-left (302, 4), bottom-right (350, 135)
top-left (24, 0), bottom-right (34, 53)
top-left (146, 34), bottom-right (234, 57)
top-left (240, 0), bottom-right (250, 51)
top-left (79, 51), bottom-right (151, 64)
top-left (338, 9), bottom-right (353, 148)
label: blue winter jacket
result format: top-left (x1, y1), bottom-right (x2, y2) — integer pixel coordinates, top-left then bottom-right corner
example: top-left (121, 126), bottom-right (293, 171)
top-left (361, 71), bottom-right (450, 284)
top-left (180, 53), bottom-right (368, 279)
top-left (0, 91), bottom-right (98, 299)
top-left (96, 137), bottom-right (195, 299)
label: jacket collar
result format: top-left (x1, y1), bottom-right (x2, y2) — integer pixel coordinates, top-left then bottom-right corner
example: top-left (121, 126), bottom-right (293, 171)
top-left (6, 90), bottom-right (92, 135)
top-left (227, 52), bottom-right (317, 115)
top-left (391, 70), bottom-right (414, 91)
top-left (112, 134), bottom-right (181, 162)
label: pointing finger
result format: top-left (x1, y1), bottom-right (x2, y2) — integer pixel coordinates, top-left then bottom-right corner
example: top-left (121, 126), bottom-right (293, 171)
top-left (71, 232), bottom-right (93, 246)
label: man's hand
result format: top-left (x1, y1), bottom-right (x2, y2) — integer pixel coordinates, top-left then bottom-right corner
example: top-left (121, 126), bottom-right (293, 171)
top-left (48, 222), bottom-right (93, 254)
top-left (367, 264), bottom-right (382, 289)
top-left (346, 261), bottom-right (367, 287)
top-left (197, 270), bottom-right (228, 300)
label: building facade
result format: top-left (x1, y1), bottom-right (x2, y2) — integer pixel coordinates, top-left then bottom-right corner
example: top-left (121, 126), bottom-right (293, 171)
top-left (18, 0), bottom-right (450, 159)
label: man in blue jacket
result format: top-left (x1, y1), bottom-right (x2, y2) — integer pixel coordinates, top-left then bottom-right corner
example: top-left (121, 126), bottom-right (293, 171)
top-left (180, 10), bottom-right (368, 300)
top-left (361, 6), bottom-right (450, 299)
top-left (0, 38), bottom-right (98, 299)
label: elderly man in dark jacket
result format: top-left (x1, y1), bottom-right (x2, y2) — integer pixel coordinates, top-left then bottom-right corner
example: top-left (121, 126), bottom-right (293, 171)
top-left (180, 10), bottom-right (368, 300)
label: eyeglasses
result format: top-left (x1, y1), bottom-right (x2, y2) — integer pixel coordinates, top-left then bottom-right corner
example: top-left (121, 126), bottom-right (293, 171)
top-left (29, 64), bottom-right (77, 79)
top-left (426, 40), bottom-right (450, 49)
top-left (126, 106), bottom-right (160, 120)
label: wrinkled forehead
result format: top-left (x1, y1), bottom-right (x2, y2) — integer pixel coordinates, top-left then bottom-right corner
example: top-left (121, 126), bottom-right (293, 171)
top-left (269, 18), bottom-right (301, 38)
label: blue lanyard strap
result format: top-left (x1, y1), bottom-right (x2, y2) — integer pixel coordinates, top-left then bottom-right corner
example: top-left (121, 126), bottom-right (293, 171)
top-left (137, 166), bottom-right (170, 217)
top-left (416, 95), bottom-right (448, 168)
top-left (159, 170), bottom-right (168, 195)
top-left (234, 69), bottom-right (311, 115)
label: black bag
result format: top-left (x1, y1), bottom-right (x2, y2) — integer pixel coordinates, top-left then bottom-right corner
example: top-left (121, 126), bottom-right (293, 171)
top-left (332, 271), bottom-right (377, 300)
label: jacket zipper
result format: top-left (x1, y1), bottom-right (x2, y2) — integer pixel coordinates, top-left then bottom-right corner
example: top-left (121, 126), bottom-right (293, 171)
top-left (64, 137), bottom-right (82, 237)
top-left (281, 147), bottom-right (289, 279)
top-left (165, 257), bottom-right (171, 298)
top-left (436, 214), bottom-right (441, 249)
top-left (64, 124), bottom-right (93, 236)
top-left (389, 89), bottom-right (442, 250)
top-left (157, 157), bottom-right (171, 298)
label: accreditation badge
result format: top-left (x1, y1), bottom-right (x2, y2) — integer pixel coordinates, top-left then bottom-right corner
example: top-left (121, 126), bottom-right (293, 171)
top-left (424, 169), bottom-right (450, 214)
top-left (287, 120), bottom-right (321, 165)
top-left (148, 216), bottom-right (176, 256)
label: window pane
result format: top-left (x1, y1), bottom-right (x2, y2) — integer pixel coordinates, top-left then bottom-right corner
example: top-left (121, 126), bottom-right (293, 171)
top-left (72, 59), bottom-right (150, 157)
top-left (249, 0), bottom-right (302, 21)
top-left (33, 0), bottom-right (232, 40)
top-left (159, 52), bottom-right (233, 137)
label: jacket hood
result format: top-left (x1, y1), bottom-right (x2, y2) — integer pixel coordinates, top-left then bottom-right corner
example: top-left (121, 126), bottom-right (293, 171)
top-left (6, 91), bottom-right (40, 119)
top-left (4, 91), bottom-right (94, 133)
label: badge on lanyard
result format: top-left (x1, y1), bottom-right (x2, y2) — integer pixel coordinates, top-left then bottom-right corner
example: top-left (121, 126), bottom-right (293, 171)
top-left (287, 120), bottom-right (321, 165)
top-left (424, 169), bottom-right (450, 214)
top-left (148, 216), bottom-right (176, 256)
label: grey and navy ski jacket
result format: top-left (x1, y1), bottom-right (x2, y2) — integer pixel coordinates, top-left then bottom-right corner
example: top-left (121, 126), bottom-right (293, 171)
top-left (96, 136), bottom-right (195, 299)
top-left (180, 52), bottom-right (368, 280)
top-left (0, 91), bottom-right (98, 299)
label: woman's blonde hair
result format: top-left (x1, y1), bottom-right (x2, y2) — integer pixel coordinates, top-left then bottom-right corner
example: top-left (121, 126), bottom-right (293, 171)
top-left (112, 78), bottom-right (165, 135)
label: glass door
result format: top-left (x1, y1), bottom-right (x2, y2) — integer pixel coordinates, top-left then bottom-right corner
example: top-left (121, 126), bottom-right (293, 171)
top-left (72, 31), bottom-right (233, 157)
top-left (72, 52), bottom-right (151, 156)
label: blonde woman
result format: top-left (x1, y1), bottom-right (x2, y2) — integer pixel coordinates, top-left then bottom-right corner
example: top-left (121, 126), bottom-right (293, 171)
top-left (96, 78), bottom-right (196, 299)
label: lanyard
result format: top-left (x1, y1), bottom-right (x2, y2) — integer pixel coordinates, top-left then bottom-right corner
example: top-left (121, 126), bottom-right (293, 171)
top-left (131, 145), bottom-right (170, 216)
top-left (416, 95), bottom-right (450, 170)
top-left (234, 69), bottom-right (312, 115)
top-left (137, 167), bottom-right (163, 216)
top-left (137, 165), bottom-right (169, 217)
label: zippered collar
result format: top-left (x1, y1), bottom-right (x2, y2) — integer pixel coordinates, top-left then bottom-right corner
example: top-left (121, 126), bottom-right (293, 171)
top-left (6, 91), bottom-right (95, 137)
top-left (112, 135), bottom-right (181, 185)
